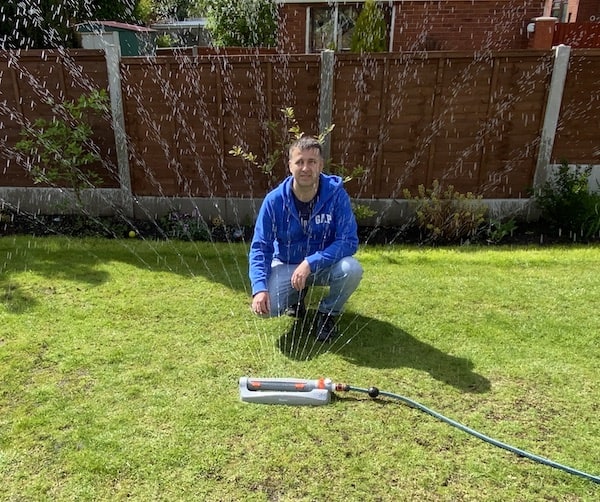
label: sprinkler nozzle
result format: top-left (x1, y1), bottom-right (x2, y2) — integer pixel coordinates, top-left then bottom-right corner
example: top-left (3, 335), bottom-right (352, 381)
top-left (368, 386), bottom-right (380, 398)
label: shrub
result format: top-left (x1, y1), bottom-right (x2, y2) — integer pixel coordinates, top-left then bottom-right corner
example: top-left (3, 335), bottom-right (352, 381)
top-left (532, 161), bottom-right (600, 240)
top-left (15, 89), bottom-right (109, 206)
top-left (350, 0), bottom-right (388, 53)
top-left (160, 212), bottom-right (212, 241)
top-left (485, 217), bottom-right (518, 244)
top-left (156, 34), bottom-right (174, 48)
top-left (403, 180), bottom-right (487, 244)
top-left (204, 0), bottom-right (277, 48)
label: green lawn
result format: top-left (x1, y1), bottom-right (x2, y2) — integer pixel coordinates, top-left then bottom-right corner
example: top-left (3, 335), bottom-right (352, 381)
top-left (1, 236), bottom-right (598, 500)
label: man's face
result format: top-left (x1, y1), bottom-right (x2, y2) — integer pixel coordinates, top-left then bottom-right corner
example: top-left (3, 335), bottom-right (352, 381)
top-left (288, 147), bottom-right (323, 187)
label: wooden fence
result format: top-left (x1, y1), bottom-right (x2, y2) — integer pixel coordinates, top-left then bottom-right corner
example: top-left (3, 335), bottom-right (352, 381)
top-left (119, 53), bottom-right (321, 198)
top-left (1, 47), bottom-right (599, 220)
top-left (331, 51), bottom-right (553, 199)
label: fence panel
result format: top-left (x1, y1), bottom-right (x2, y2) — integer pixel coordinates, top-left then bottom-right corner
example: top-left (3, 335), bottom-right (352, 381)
top-left (330, 54), bottom-right (389, 198)
top-left (120, 54), bottom-right (321, 198)
top-left (121, 56), bottom-right (225, 197)
top-left (474, 51), bottom-right (554, 197)
top-left (552, 49), bottom-right (600, 166)
top-left (330, 51), bottom-right (553, 199)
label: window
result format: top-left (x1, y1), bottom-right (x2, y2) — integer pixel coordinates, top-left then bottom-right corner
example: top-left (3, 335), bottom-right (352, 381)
top-left (551, 1), bottom-right (569, 22)
top-left (310, 7), bottom-right (337, 51)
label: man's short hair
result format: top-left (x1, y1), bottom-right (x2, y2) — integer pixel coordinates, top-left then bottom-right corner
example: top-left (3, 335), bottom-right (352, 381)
top-left (289, 136), bottom-right (323, 157)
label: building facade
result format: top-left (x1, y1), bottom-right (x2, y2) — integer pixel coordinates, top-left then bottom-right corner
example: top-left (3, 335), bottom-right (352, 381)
top-left (276, 0), bottom-right (599, 53)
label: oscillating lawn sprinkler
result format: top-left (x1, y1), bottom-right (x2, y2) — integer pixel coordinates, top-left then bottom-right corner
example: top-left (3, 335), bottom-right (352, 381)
top-left (238, 376), bottom-right (600, 484)
top-left (238, 376), bottom-right (354, 405)
top-left (239, 376), bottom-right (380, 405)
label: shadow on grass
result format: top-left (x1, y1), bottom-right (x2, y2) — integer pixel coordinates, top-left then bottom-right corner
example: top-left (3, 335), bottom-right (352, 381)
top-left (0, 237), bottom-right (249, 314)
top-left (0, 279), bottom-right (39, 313)
top-left (277, 311), bottom-right (490, 394)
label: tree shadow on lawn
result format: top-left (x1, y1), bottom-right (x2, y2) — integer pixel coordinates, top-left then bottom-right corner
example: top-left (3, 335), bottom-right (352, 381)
top-left (0, 237), bottom-right (249, 314)
top-left (0, 278), bottom-right (40, 314)
top-left (277, 311), bottom-right (491, 394)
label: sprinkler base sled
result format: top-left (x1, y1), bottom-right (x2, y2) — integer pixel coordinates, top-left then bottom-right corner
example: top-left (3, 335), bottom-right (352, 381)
top-left (239, 376), bottom-right (335, 405)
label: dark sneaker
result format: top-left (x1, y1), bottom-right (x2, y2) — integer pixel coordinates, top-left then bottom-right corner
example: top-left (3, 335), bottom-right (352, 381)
top-left (285, 300), bottom-right (306, 318)
top-left (315, 312), bottom-right (337, 342)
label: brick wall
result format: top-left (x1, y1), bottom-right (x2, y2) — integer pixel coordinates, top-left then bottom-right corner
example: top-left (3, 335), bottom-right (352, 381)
top-left (278, 5), bottom-right (308, 53)
top-left (392, 0), bottom-right (543, 51)
top-left (576, 0), bottom-right (600, 21)
top-left (278, 1), bottom-right (545, 53)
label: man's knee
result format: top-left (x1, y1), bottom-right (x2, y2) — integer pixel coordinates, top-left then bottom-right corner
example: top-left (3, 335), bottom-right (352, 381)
top-left (340, 256), bottom-right (363, 280)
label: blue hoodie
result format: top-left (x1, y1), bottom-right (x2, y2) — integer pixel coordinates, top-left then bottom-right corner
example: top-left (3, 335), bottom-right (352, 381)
top-left (249, 173), bottom-right (359, 296)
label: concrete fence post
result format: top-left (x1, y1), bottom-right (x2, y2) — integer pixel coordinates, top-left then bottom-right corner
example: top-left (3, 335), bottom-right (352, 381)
top-left (532, 44), bottom-right (571, 192)
top-left (319, 49), bottom-right (335, 161)
top-left (104, 41), bottom-right (134, 217)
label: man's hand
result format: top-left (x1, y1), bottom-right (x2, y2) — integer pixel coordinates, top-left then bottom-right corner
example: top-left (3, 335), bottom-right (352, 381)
top-left (291, 259), bottom-right (311, 291)
top-left (252, 291), bottom-right (270, 315)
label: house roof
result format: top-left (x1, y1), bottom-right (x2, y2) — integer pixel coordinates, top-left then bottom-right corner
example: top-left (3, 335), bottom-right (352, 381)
top-left (75, 21), bottom-right (156, 33)
top-left (151, 19), bottom-right (208, 30)
top-left (277, 0), bottom-right (373, 3)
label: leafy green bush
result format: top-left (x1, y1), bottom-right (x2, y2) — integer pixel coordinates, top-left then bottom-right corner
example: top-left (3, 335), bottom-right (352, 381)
top-left (156, 34), bottom-right (174, 48)
top-left (204, 0), bottom-right (277, 48)
top-left (15, 89), bottom-right (109, 205)
top-left (485, 217), bottom-right (518, 244)
top-left (160, 212), bottom-right (212, 241)
top-left (403, 180), bottom-right (487, 243)
top-left (350, 0), bottom-right (388, 52)
top-left (533, 161), bottom-right (600, 239)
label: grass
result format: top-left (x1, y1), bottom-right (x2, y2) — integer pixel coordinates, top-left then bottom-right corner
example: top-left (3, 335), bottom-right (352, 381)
top-left (1, 235), bottom-right (599, 501)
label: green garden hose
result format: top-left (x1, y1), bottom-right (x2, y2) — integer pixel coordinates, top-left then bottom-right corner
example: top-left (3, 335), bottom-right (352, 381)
top-left (347, 384), bottom-right (599, 485)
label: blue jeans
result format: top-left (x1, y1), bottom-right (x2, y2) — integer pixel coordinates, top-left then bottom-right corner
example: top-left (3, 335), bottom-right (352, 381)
top-left (267, 256), bottom-right (363, 317)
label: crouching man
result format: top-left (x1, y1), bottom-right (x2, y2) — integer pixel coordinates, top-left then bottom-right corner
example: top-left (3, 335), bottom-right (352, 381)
top-left (249, 136), bottom-right (363, 341)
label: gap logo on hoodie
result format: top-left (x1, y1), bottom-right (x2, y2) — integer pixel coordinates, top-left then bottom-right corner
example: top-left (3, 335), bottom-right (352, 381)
top-left (315, 213), bottom-right (332, 225)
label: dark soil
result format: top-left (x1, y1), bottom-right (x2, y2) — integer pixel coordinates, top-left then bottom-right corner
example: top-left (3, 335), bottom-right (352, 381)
top-left (358, 222), bottom-right (599, 246)
top-left (0, 210), bottom-right (598, 247)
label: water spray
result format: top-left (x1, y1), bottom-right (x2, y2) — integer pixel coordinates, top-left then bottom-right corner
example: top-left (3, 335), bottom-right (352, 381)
top-left (239, 376), bottom-right (600, 485)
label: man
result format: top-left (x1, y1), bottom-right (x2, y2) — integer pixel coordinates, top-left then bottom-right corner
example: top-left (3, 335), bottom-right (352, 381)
top-left (249, 136), bottom-right (363, 341)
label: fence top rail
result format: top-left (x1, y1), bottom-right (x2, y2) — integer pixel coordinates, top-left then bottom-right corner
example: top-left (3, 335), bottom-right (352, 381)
top-left (4, 47), bottom-right (599, 65)
top-left (121, 53), bottom-right (321, 64)
top-left (0, 49), bottom-right (105, 60)
top-left (328, 49), bottom-right (557, 60)
top-left (570, 47), bottom-right (600, 55)
top-left (118, 50), bottom-right (562, 67)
